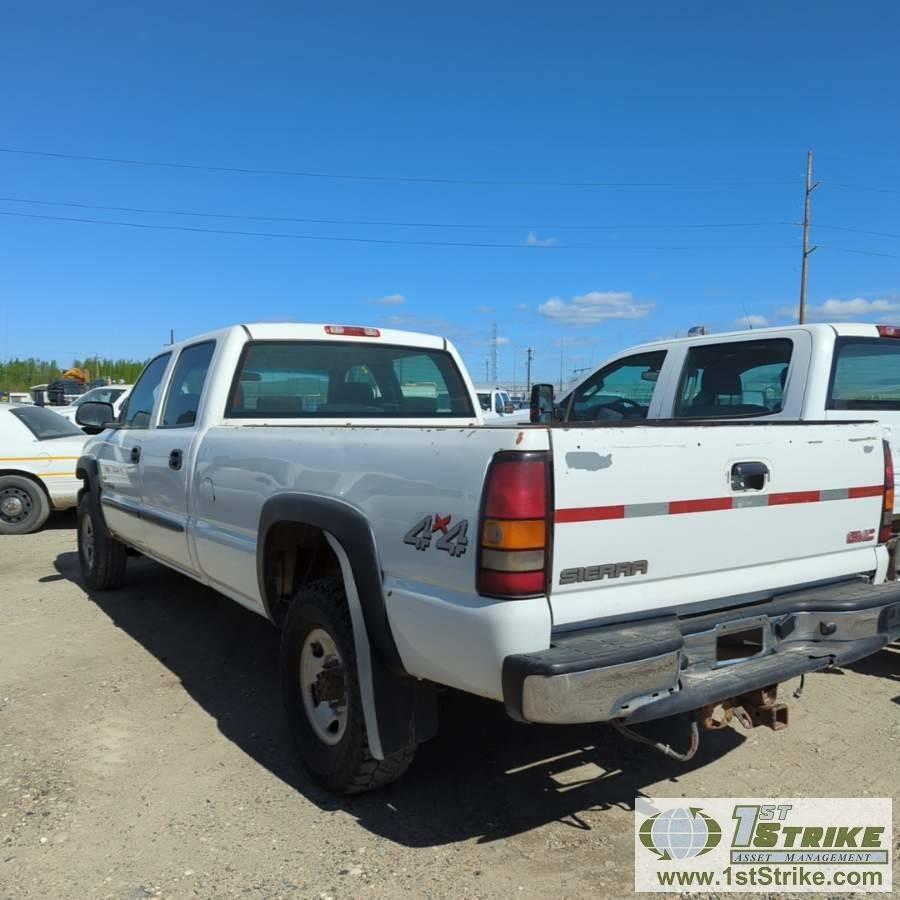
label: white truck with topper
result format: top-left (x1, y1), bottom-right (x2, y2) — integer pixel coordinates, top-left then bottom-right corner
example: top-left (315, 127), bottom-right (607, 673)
top-left (74, 322), bottom-right (900, 793)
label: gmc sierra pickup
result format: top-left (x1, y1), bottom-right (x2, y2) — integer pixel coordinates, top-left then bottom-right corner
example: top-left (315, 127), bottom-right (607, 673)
top-left (73, 322), bottom-right (900, 793)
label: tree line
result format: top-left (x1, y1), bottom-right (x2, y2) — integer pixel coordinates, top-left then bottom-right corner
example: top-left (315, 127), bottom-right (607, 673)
top-left (0, 357), bottom-right (148, 393)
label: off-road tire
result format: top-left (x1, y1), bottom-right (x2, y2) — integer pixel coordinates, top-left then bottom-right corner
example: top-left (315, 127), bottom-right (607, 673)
top-left (280, 576), bottom-right (415, 794)
top-left (77, 491), bottom-right (128, 590)
top-left (0, 475), bottom-right (50, 535)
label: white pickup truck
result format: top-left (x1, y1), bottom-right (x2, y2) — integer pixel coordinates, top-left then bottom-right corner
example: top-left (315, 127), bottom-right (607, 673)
top-left (549, 322), bottom-right (900, 518)
top-left (74, 322), bottom-right (900, 793)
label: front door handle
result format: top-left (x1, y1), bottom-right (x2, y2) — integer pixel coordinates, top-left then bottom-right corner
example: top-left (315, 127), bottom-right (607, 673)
top-left (169, 449), bottom-right (183, 471)
top-left (731, 461), bottom-right (769, 492)
top-left (130, 446), bottom-right (141, 464)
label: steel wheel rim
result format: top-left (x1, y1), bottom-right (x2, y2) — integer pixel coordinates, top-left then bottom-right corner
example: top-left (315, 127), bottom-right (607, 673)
top-left (81, 513), bottom-right (95, 568)
top-left (0, 487), bottom-right (32, 524)
top-left (300, 627), bottom-right (348, 745)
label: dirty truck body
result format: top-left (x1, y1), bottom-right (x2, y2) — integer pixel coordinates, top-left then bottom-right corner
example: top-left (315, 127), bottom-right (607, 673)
top-left (75, 323), bottom-right (900, 792)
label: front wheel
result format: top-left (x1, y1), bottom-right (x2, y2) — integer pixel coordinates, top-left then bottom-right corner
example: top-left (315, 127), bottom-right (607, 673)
top-left (0, 475), bottom-right (50, 535)
top-left (77, 492), bottom-right (128, 590)
top-left (280, 577), bottom-right (414, 794)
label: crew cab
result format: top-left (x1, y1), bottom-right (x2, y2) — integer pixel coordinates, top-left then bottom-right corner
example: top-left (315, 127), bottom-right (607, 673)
top-left (74, 323), bottom-right (900, 793)
top-left (550, 323), bottom-right (900, 518)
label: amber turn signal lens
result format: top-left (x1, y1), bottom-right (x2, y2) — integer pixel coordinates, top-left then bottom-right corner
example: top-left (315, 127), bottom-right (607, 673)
top-left (481, 518), bottom-right (545, 550)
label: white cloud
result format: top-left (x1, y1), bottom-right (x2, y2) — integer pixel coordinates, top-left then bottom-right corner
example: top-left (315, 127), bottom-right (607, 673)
top-left (373, 293), bottom-right (406, 306)
top-left (537, 290), bottom-right (653, 326)
top-left (525, 231), bottom-right (559, 247)
top-left (818, 297), bottom-right (899, 318)
top-left (778, 297), bottom-right (900, 322)
top-left (736, 314), bottom-right (768, 328)
top-left (495, 336), bottom-right (510, 346)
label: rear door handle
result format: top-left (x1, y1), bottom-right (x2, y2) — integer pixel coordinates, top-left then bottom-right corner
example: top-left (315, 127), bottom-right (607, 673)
top-left (169, 449), bottom-right (183, 471)
top-left (130, 446), bottom-right (141, 464)
top-left (731, 461), bottom-right (769, 492)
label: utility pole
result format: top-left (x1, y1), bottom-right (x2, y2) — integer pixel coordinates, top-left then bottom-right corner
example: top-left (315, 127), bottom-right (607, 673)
top-left (169, 328), bottom-right (175, 344)
top-left (489, 322), bottom-right (498, 383)
top-left (484, 359), bottom-right (489, 382)
top-left (525, 347), bottom-right (534, 395)
top-left (558, 339), bottom-right (565, 393)
top-left (799, 150), bottom-right (818, 324)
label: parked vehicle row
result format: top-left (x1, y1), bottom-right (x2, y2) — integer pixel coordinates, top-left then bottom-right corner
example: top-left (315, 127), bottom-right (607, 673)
top-left (67, 321), bottom-right (900, 794)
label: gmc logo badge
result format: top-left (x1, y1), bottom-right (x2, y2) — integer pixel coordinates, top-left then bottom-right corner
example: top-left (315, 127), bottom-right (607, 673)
top-left (559, 560), bottom-right (649, 585)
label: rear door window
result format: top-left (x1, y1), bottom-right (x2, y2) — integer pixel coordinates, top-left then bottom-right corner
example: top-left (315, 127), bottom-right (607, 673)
top-left (567, 351), bottom-right (666, 421)
top-left (829, 338), bottom-right (900, 410)
top-left (674, 339), bottom-right (792, 418)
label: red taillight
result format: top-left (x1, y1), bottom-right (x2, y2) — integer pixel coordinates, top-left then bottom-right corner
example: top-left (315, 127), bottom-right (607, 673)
top-left (877, 325), bottom-right (900, 338)
top-left (478, 452), bottom-right (551, 598)
top-left (879, 439), bottom-right (894, 543)
top-left (324, 325), bottom-right (380, 337)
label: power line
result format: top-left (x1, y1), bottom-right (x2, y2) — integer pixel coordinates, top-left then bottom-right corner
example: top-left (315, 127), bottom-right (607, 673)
top-left (821, 181), bottom-right (900, 196)
top-left (0, 146), bottom-right (798, 189)
top-left (0, 209), bottom-right (799, 251)
top-left (0, 194), bottom-right (794, 232)
top-left (814, 223), bottom-right (900, 240)
top-left (819, 245), bottom-right (900, 261)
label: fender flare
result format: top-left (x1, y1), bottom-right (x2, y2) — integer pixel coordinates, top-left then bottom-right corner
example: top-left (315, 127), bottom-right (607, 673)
top-left (257, 493), bottom-right (437, 758)
top-left (75, 455), bottom-right (99, 496)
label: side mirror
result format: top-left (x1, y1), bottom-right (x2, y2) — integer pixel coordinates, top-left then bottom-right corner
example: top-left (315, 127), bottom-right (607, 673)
top-left (76, 401), bottom-right (115, 434)
top-left (530, 383), bottom-right (555, 424)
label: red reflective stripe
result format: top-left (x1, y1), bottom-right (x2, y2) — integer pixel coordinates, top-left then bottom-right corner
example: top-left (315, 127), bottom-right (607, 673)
top-left (768, 490), bottom-right (820, 505)
top-left (669, 497), bottom-right (733, 514)
top-left (848, 485), bottom-right (884, 499)
top-left (555, 505), bottom-right (625, 524)
top-left (556, 485), bottom-right (884, 523)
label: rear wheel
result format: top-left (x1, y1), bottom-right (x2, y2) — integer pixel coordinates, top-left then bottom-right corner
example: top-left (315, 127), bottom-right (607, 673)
top-left (77, 492), bottom-right (128, 590)
top-left (280, 577), bottom-right (414, 794)
top-left (0, 475), bottom-right (50, 535)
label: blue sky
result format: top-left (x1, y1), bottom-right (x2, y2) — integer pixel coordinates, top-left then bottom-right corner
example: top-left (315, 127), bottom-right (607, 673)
top-left (2, 1), bottom-right (900, 385)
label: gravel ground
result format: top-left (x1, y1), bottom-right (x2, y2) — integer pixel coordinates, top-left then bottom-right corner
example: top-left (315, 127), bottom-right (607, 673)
top-left (1, 514), bottom-right (898, 899)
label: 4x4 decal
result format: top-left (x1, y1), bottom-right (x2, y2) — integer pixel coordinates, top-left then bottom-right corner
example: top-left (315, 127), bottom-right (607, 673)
top-left (403, 514), bottom-right (469, 557)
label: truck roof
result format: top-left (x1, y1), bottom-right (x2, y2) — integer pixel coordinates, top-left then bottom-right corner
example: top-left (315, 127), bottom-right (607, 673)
top-left (610, 321), bottom-right (882, 357)
top-left (163, 322), bottom-right (448, 354)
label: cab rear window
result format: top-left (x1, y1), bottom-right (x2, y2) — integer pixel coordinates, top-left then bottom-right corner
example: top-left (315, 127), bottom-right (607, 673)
top-left (829, 338), bottom-right (900, 410)
top-left (673, 338), bottom-right (793, 418)
top-left (226, 341), bottom-right (475, 418)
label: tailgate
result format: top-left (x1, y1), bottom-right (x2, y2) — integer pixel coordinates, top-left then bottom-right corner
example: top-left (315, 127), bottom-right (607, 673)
top-left (549, 421), bottom-right (886, 626)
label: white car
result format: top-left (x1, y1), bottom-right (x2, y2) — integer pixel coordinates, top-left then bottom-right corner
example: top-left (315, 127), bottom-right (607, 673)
top-left (56, 384), bottom-right (133, 424)
top-left (0, 405), bottom-right (87, 533)
top-left (74, 322), bottom-right (900, 794)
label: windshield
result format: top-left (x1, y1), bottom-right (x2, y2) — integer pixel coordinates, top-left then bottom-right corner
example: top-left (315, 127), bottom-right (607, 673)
top-left (74, 387), bottom-right (127, 406)
top-left (11, 406), bottom-right (84, 440)
top-left (227, 341), bottom-right (475, 418)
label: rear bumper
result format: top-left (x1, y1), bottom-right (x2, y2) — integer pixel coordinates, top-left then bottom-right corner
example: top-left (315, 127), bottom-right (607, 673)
top-left (502, 578), bottom-right (900, 725)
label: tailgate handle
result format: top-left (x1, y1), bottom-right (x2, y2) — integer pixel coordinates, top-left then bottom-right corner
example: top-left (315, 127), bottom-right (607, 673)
top-left (731, 461), bottom-right (769, 492)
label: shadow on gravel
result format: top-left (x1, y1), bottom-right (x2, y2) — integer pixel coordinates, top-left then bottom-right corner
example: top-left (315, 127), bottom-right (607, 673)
top-left (55, 550), bottom-right (746, 847)
top-left (845, 643), bottom-right (899, 686)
